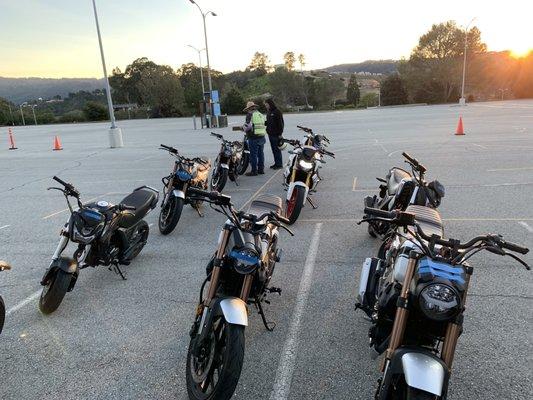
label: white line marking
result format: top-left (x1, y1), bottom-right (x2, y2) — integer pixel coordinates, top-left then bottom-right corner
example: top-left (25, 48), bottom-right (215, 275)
top-left (374, 139), bottom-right (388, 153)
top-left (42, 196), bottom-right (98, 219)
top-left (518, 221), bottom-right (533, 233)
top-left (387, 150), bottom-right (402, 158)
top-left (6, 290), bottom-right (41, 316)
top-left (270, 223), bottom-right (322, 400)
top-left (239, 169), bottom-right (283, 210)
top-left (487, 166), bottom-right (533, 172)
top-left (472, 143), bottom-right (487, 149)
top-left (352, 177), bottom-right (358, 191)
top-left (0, 225), bottom-right (10, 230)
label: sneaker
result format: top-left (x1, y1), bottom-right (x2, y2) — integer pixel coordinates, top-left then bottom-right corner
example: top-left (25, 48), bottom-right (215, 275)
top-left (269, 164), bottom-right (277, 169)
top-left (258, 170), bottom-right (265, 175)
top-left (272, 165), bottom-right (283, 170)
top-left (245, 171), bottom-right (258, 176)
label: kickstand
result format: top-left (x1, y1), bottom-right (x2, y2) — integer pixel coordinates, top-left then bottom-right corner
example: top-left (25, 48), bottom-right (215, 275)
top-left (307, 196), bottom-right (318, 209)
top-left (255, 297), bottom-right (276, 332)
top-left (110, 263), bottom-right (127, 280)
top-left (195, 204), bottom-right (204, 217)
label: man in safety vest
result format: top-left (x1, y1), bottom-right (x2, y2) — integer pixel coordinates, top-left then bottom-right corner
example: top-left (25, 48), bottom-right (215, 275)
top-left (242, 101), bottom-right (267, 176)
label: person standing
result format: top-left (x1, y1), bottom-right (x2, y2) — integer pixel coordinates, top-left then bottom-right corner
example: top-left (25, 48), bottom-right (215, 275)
top-left (264, 98), bottom-right (284, 169)
top-left (242, 101), bottom-right (266, 176)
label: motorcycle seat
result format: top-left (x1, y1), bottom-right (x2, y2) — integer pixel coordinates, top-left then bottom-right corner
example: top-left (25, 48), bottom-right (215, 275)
top-left (119, 188), bottom-right (158, 229)
top-left (387, 168), bottom-right (411, 195)
top-left (405, 205), bottom-right (444, 238)
top-left (248, 194), bottom-right (283, 218)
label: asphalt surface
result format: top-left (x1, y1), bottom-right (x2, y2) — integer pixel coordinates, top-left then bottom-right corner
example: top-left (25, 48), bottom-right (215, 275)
top-left (1, 100), bottom-right (532, 399)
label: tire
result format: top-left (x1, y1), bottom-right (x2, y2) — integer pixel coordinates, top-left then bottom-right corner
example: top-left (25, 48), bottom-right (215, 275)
top-left (39, 270), bottom-right (72, 314)
top-left (210, 166), bottom-right (228, 192)
top-left (186, 317), bottom-right (245, 400)
top-left (0, 295), bottom-right (5, 334)
top-left (285, 185), bottom-right (306, 225)
top-left (406, 387), bottom-right (437, 400)
top-left (129, 220), bottom-right (149, 260)
top-left (237, 150), bottom-right (249, 175)
top-left (158, 196), bottom-right (184, 235)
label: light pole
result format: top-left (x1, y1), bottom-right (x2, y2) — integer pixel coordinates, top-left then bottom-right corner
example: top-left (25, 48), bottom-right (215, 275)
top-left (189, 0), bottom-right (216, 127)
top-left (187, 44), bottom-right (206, 95)
top-left (30, 105), bottom-right (37, 125)
top-left (459, 17), bottom-right (476, 106)
top-left (91, 0), bottom-right (123, 148)
top-left (19, 103), bottom-right (26, 126)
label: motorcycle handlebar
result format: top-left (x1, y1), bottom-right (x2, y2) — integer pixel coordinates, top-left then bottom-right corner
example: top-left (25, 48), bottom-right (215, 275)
top-left (52, 176), bottom-right (79, 197)
top-left (160, 144), bottom-right (178, 154)
top-left (402, 152), bottom-right (427, 174)
top-left (187, 187), bottom-right (231, 206)
top-left (211, 132), bottom-right (223, 139)
top-left (498, 238), bottom-right (529, 255)
top-left (297, 125), bottom-right (313, 133)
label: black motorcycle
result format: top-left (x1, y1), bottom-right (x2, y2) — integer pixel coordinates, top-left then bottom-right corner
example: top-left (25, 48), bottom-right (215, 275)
top-left (209, 132), bottom-right (243, 192)
top-left (358, 207), bottom-right (529, 399)
top-left (39, 176), bottom-right (158, 314)
top-left (184, 187), bottom-right (293, 400)
top-left (0, 261), bottom-right (11, 333)
top-left (231, 125), bottom-right (250, 174)
top-left (158, 144), bottom-right (211, 235)
top-left (365, 152), bottom-right (445, 239)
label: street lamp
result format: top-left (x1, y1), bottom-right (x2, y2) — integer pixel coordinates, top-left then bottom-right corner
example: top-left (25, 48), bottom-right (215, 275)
top-left (91, 0), bottom-right (123, 148)
top-left (187, 44), bottom-right (206, 96)
top-left (19, 103), bottom-right (26, 126)
top-left (30, 104), bottom-right (37, 125)
top-left (459, 17), bottom-right (476, 106)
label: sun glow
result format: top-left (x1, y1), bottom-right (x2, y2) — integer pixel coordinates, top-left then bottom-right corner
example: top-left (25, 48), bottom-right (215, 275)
top-left (510, 47), bottom-right (532, 58)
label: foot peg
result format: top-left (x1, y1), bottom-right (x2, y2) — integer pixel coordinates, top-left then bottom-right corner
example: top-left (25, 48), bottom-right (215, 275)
top-left (267, 286), bottom-right (282, 295)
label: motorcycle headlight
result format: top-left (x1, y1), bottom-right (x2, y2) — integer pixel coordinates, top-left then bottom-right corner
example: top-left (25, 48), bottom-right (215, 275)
top-left (176, 169), bottom-right (192, 181)
top-left (298, 159), bottom-right (314, 171)
top-left (418, 283), bottom-right (461, 321)
top-left (229, 247), bottom-right (260, 275)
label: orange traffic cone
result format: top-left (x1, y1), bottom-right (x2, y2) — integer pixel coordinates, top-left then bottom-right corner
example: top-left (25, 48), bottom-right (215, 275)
top-left (455, 116), bottom-right (465, 136)
top-left (8, 127), bottom-right (17, 150)
top-left (53, 135), bottom-right (63, 151)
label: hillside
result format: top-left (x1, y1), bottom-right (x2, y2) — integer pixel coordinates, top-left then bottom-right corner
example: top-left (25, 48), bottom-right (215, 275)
top-left (0, 77), bottom-right (105, 104)
top-left (323, 60), bottom-right (399, 74)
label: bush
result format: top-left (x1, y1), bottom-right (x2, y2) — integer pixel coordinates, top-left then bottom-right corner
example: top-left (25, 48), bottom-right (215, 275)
top-left (221, 86), bottom-right (245, 115)
top-left (359, 92), bottom-right (379, 107)
top-left (60, 110), bottom-right (87, 123)
top-left (36, 111), bottom-right (56, 124)
top-left (380, 74), bottom-right (409, 106)
top-left (83, 101), bottom-right (108, 121)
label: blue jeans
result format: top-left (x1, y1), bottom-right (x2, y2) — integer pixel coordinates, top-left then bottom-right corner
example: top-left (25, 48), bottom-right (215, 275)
top-left (268, 134), bottom-right (283, 166)
top-left (248, 136), bottom-right (266, 172)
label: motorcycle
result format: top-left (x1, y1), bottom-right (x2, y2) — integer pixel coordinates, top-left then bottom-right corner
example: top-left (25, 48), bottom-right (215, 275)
top-left (0, 261), bottom-right (11, 334)
top-left (209, 132), bottom-right (243, 192)
top-left (282, 128), bottom-right (335, 224)
top-left (158, 144), bottom-right (211, 235)
top-left (231, 125), bottom-right (250, 175)
top-left (39, 176), bottom-right (158, 314)
top-left (298, 124), bottom-right (331, 149)
top-left (357, 206), bottom-right (529, 399)
top-left (365, 152), bottom-right (445, 239)
top-left (184, 187), bottom-right (293, 400)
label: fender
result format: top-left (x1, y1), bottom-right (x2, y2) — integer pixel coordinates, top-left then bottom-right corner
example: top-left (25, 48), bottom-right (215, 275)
top-left (378, 347), bottom-right (449, 399)
top-left (172, 189), bottom-right (185, 199)
top-left (217, 297), bottom-right (248, 326)
top-left (286, 181), bottom-right (309, 201)
top-left (40, 256), bottom-right (78, 286)
top-left (220, 163), bottom-right (229, 170)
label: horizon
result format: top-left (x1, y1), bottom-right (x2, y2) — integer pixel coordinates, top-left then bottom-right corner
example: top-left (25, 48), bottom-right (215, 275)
top-left (1, 0), bottom-right (532, 79)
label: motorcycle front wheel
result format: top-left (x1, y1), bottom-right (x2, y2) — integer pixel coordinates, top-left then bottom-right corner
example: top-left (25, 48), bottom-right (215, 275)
top-left (210, 167), bottom-right (228, 192)
top-left (406, 387), bottom-right (438, 400)
top-left (39, 270), bottom-right (72, 314)
top-left (158, 196), bottom-right (184, 235)
top-left (285, 185), bottom-right (306, 225)
top-left (0, 295), bottom-right (5, 333)
top-left (186, 316), bottom-right (245, 400)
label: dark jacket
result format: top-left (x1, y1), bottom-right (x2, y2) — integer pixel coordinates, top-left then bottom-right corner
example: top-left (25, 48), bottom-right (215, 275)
top-left (266, 107), bottom-right (284, 136)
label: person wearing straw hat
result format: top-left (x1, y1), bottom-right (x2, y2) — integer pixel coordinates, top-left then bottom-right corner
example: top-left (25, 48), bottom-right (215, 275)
top-left (242, 101), bottom-right (267, 176)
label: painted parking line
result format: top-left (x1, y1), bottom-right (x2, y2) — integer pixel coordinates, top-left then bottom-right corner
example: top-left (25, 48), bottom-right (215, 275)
top-left (487, 166), bottom-right (533, 172)
top-left (0, 225), bottom-right (10, 230)
top-left (352, 177), bottom-right (358, 191)
top-left (270, 223), bottom-right (322, 400)
top-left (6, 290), bottom-right (41, 316)
top-left (41, 192), bottom-right (129, 220)
top-left (297, 217), bottom-right (533, 223)
top-left (374, 138), bottom-right (388, 153)
top-left (239, 169), bottom-right (283, 210)
top-left (518, 221), bottom-right (533, 233)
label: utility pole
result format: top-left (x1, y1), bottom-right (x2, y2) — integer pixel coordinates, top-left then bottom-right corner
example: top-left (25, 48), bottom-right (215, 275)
top-left (459, 17), bottom-right (476, 106)
top-left (19, 104), bottom-right (26, 126)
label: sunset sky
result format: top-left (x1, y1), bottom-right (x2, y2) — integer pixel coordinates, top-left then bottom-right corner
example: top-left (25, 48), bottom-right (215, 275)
top-left (1, 0), bottom-right (531, 78)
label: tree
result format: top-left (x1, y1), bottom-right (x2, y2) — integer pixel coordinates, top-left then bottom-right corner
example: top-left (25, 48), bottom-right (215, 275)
top-left (346, 74), bottom-right (360, 105)
top-left (283, 52), bottom-right (296, 71)
top-left (380, 74), bottom-right (409, 106)
top-left (221, 86), bottom-right (245, 115)
top-left (137, 65), bottom-right (185, 117)
top-left (308, 77), bottom-right (345, 108)
top-left (248, 52), bottom-right (271, 75)
top-left (401, 21), bottom-right (487, 103)
top-left (359, 92), bottom-right (379, 107)
top-left (83, 101), bottom-right (108, 121)
top-left (268, 67), bottom-right (302, 107)
top-left (298, 54), bottom-right (306, 71)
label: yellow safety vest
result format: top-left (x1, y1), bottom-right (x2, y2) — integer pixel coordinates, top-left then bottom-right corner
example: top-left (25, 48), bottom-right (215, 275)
top-left (252, 111), bottom-right (266, 136)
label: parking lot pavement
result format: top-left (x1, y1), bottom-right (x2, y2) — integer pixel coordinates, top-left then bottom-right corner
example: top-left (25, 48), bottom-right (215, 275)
top-left (1, 100), bottom-right (532, 399)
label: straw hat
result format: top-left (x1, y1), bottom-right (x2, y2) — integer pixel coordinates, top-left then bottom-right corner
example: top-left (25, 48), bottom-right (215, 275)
top-left (243, 101), bottom-right (259, 112)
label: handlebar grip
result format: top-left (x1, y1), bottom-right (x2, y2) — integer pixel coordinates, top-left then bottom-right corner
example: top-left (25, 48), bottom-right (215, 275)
top-left (364, 207), bottom-right (396, 219)
top-left (160, 144), bottom-right (171, 149)
top-left (501, 241), bottom-right (529, 255)
top-left (402, 152), bottom-right (417, 164)
top-left (53, 176), bottom-right (69, 186)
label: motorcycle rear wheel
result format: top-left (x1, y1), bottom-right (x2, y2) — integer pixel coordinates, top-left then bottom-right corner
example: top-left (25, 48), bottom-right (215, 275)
top-left (39, 270), bottom-right (71, 314)
top-left (129, 220), bottom-right (149, 260)
top-left (186, 316), bottom-right (245, 400)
